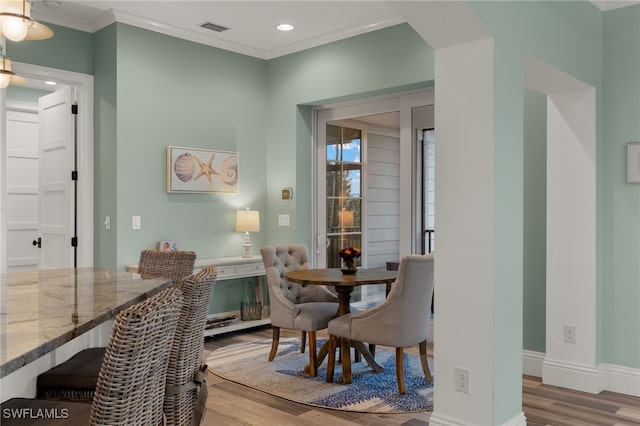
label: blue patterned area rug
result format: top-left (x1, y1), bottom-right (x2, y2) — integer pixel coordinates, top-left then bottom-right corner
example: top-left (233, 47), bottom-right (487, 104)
top-left (206, 337), bottom-right (434, 413)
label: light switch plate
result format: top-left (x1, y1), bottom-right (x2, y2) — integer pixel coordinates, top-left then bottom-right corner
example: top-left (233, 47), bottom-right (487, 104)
top-left (278, 214), bottom-right (290, 227)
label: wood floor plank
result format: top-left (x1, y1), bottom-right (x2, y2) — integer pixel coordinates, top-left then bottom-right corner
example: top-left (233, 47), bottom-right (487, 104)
top-left (617, 406), bottom-right (640, 423)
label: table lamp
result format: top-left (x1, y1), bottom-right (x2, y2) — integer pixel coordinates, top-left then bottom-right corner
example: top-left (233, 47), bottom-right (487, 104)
top-left (235, 208), bottom-right (260, 257)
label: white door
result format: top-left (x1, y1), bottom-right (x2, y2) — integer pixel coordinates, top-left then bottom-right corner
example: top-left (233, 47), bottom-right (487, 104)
top-left (38, 87), bottom-right (76, 269)
top-left (5, 104), bottom-right (40, 271)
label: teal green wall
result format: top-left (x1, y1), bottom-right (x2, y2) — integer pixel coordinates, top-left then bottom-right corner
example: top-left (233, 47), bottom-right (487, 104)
top-left (523, 89), bottom-right (547, 353)
top-left (6, 23), bottom-right (93, 74)
top-left (265, 23), bottom-right (434, 246)
top-left (602, 6), bottom-right (640, 368)
top-left (112, 24), bottom-right (268, 268)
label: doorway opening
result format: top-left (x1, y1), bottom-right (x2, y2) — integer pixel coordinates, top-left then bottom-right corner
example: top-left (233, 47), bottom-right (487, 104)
top-left (313, 89), bottom-right (434, 307)
top-left (1, 62), bottom-right (93, 272)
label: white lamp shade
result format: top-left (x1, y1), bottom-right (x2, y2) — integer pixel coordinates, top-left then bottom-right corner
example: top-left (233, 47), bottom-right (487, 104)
top-left (339, 210), bottom-right (354, 227)
top-left (235, 210), bottom-right (260, 233)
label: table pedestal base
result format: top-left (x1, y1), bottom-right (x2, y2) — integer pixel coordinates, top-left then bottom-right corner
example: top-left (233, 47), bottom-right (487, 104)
top-left (321, 336), bottom-right (385, 384)
top-left (304, 338), bottom-right (384, 381)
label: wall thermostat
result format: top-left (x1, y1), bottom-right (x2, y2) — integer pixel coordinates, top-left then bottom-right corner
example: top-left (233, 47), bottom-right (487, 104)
top-left (282, 187), bottom-right (293, 200)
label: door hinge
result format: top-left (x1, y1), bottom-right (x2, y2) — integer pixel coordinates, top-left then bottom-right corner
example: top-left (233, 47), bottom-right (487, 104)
top-left (71, 171), bottom-right (78, 180)
top-left (71, 104), bottom-right (78, 115)
top-left (71, 237), bottom-right (78, 247)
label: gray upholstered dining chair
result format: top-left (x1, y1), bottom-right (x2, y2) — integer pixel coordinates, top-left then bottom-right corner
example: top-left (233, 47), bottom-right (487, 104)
top-left (1, 286), bottom-right (183, 425)
top-left (326, 253), bottom-right (434, 394)
top-left (37, 249), bottom-right (197, 403)
top-left (260, 244), bottom-right (338, 377)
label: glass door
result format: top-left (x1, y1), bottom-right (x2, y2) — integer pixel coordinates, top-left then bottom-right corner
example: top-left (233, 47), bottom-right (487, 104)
top-left (325, 124), bottom-right (362, 268)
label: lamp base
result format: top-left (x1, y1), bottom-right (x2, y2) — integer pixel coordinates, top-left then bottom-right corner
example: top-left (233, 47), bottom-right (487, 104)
top-left (241, 232), bottom-right (252, 257)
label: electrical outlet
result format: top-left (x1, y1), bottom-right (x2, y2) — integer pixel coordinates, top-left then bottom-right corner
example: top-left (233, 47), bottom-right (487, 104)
top-left (455, 367), bottom-right (469, 393)
top-left (104, 216), bottom-right (111, 230)
top-left (564, 324), bottom-right (576, 344)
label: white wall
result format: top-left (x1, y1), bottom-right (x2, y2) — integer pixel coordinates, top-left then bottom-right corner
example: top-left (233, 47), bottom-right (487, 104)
top-left (431, 38), bottom-right (498, 425)
top-left (366, 130), bottom-right (400, 268)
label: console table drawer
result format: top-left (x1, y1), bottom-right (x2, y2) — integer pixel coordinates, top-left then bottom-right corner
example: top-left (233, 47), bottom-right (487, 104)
top-left (239, 263), bottom-right (264, 275)
top-left (216, 266), bottom-right (237, 278)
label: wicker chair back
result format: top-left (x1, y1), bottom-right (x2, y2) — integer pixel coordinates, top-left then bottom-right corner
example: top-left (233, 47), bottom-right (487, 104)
top-left (90, 286), bottom-right (183, 425)
top-left (163, 267), bottom-right (217, 426)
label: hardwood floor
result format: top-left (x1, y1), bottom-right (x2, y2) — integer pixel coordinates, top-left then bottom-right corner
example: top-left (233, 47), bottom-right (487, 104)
top-left (202, 327), bottom-right (640, 426)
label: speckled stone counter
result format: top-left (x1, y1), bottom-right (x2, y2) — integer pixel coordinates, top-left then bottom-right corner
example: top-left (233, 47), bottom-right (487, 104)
top-left (0, 268), bottom-right (170, 378)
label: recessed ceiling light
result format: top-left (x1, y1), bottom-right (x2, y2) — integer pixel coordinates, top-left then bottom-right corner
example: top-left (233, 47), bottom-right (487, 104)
top-left (45, 80), bottom-right (56, 86)
top-left (276, 24), bottom-right (294, 32)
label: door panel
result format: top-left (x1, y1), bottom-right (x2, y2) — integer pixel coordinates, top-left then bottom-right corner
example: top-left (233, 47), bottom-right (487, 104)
top-left (39, 88), bottom-right (75, 269)
top-left (5, 108), bottom-right (39, 271)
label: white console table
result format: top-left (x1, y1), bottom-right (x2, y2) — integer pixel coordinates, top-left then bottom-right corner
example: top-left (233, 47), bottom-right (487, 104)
top-left (126, 255), bottom-right (269, 337)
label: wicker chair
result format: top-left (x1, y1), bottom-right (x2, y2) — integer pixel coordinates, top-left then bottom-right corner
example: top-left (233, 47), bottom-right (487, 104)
top-left (164, 267), bottom-right (217, 426)
top-left (1, 286), bottom-right (183, 425)
top-left (36, 249), bottom-right (197, 402)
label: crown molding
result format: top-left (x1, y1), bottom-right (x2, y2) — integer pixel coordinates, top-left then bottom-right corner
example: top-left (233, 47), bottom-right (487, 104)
top-left (264, 15), bottom-right (405, 60)
top-left (110, 9), bottom-right (267, 59)
top-left (590, 0), bottom-right (640, 11)
top-left (33, 7), bottom-right (114, 33)
top-left (34, 5), bottom-right (405, 60)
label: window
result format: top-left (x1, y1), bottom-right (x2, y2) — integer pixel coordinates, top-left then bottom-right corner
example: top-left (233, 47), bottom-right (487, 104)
top-left (326, 124), bottom-right (362, 268)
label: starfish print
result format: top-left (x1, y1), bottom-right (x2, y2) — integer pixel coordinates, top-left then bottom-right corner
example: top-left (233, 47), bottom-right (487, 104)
top-left (193, 153), bottom-right (218, 184)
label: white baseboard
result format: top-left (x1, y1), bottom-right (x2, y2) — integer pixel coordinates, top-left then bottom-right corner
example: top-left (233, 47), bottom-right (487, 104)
top-left (428, 412), bottom-right (470, 426)
top-left (542, 357), bottom-right (602, 393)
top-left (522, 350), bottom-right (544, 377)
top-left (522, 351), bottom-right (639, 396)
top-left (502, 413), bottom-right (527, 426)
top-left (429, 411), bottom-right (526, 426)
top-left (600, 363), bottom-right (640, 397)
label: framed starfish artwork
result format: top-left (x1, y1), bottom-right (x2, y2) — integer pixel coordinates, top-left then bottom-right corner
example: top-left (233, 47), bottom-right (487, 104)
top-left (167, 146), bottom-right (239, 193)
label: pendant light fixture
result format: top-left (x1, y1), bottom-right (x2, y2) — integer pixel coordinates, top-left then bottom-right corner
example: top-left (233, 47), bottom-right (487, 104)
top-left (0, 0), bottom-right (54, 41)
top-left (0, 49), bottom-right (26, 88)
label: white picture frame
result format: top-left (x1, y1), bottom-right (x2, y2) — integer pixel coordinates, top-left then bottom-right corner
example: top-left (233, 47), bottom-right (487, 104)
top-left (628, 142), bottom-right (640, 184)
top-left (167, 146), bottom-right (239, 193)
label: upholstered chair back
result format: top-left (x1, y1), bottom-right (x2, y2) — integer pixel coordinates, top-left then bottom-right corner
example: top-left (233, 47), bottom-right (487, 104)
top-left (343, 254), bottom-right (434, 348)
top-left (261, 245), bottom-right (337, 329)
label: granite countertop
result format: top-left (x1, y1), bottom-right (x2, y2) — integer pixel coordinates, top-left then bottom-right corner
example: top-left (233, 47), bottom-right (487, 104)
top-left (0, 268), bottom-right (171, 378)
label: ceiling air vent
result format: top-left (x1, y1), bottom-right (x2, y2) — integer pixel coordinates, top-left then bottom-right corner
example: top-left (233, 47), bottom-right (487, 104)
top-left (200, 22), bottom-right (229, 33)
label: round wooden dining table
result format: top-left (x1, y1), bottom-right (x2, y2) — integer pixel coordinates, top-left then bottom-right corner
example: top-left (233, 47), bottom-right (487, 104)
top-left (285, 268), bottom-right (397, 315)
top-left (284, 268), bottom-right (397, 380)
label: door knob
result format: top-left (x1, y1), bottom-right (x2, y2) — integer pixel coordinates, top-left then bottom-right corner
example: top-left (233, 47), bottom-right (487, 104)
top-left (32, 237), bottom-right (41, 248)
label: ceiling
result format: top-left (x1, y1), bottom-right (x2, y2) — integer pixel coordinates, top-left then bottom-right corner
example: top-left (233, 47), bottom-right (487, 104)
top-left (30, 1), bottom-right (640, 61)
top-left (32, 1), bottom-right (404, 60)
